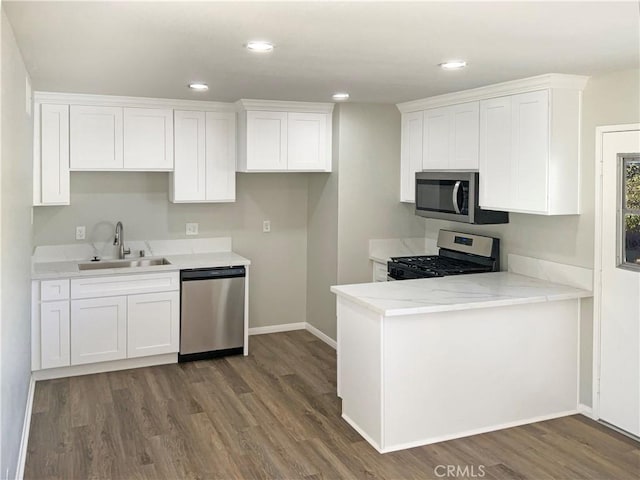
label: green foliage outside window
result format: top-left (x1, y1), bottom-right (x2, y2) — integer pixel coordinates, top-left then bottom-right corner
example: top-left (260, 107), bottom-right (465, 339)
top-left (626, 162), bottom-right (640, 232)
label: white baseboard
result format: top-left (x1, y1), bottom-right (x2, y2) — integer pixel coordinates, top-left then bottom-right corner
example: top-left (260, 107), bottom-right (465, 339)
top-left (16, 376), bottom-right (35, 480)
top-left (32, 353), bottom-right (177, 381)
top-left (248, 322), bottom-right (337, 350)
top-left (305, 323), bottom-right (337, 349)
top-left (578, 403), bottom-right (595, 419)
top-left (248, 323), bottom-right (306, 336)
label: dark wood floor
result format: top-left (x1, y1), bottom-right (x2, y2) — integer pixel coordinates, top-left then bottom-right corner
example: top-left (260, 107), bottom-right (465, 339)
top-left (26, 330), bottom-right (639, 480)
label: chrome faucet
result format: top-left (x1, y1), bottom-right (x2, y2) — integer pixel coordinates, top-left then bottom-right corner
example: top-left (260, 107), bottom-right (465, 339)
top-left (113, 221), bottom-right (131, 260)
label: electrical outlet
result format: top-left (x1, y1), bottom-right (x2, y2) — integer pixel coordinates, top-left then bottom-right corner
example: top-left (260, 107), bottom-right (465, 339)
top-left (186, 223), bottom-right (199, 236)
top-left (263, 220), bottom-right (271, 233)
top-left (75, 226), bottom-right (86, 240)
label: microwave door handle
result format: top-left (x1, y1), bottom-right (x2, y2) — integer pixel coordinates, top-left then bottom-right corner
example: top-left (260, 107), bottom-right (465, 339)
top-left (452, 181), bottom-right (462, 214)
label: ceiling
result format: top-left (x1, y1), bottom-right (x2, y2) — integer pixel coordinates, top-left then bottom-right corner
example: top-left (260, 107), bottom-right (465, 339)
top-left (4, 1), bottom-right (639, 104)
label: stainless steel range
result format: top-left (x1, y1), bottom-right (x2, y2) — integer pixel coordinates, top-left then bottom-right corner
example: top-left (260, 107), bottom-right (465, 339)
top-left (387, 230), bottom-right (500, 280)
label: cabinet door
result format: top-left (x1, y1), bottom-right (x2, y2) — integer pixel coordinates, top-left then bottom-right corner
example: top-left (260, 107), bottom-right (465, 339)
top-left (123, 108), bottom-right (174, 170)
top-left (511, 90), bottom-right (549, 213)
top-left (423, 107), bottom-right (451, 169)
top-left (400, 111), bottom-right (423, 202)
top-left (127, 291), bottom-right (179, 358)
top-left (40, 104), bottom-right (70, 204)
top-left (246, 111), bottom-right (288, 171)
top-left (287, 112), bottom-right (328, 171)
top-left (41, 300), bottom-right (70, 369)
top-left (70, 105), bottom-right (123, 169)
top-left (205, 111), bottom-right (237, 201)
top-left (479, 97), bottom-right (512, 209)
top-left (450, 102), bottom-right (479, 169)
top-left (71, 296), bottom-right (127, 365)
top-left (173, 110), bottom-right (206, 202)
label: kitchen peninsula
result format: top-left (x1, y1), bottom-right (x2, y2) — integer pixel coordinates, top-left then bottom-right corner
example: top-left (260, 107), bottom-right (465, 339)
top-left (331, 268), bottom-right (591, 453)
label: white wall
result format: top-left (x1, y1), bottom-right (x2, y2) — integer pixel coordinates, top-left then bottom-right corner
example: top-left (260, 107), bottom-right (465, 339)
top-left (336, 103), bottom-right (425, 286)
top-left (306, 108), bottom-right (339, 339)
top-left (306, 104), bottom-right (426, 339)
top-left (33, 173), bottom-right (309, 330)
top-left (1, 10), bottom-right (33, 479)
top-left (421, 68), bottom-right (640, 406)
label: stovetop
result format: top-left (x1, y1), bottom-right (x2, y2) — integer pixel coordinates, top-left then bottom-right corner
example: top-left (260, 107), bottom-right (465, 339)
top-left (388, 255), bottom-right (495, 280)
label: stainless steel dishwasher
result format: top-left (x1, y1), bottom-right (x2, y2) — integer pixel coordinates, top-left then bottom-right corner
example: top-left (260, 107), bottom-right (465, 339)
top-left (179, 266), bottom-right (245, 362)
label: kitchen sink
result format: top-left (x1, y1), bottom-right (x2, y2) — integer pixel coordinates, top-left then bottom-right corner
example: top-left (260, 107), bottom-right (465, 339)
top-left (78, 258), bottom-right (172, 270)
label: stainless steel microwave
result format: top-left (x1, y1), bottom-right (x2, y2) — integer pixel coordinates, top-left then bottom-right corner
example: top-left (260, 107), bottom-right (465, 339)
top-left (415, 171), bottom-right (509, 224)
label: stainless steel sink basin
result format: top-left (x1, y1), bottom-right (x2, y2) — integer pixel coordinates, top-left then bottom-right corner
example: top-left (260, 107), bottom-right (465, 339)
top-left (78, 258), bottom-right (171, 271)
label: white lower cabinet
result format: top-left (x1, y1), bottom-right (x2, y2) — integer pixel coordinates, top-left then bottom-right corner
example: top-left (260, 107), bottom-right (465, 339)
top-left (71, 296), bottom-right (127, 365)
top-left (41, 300), bottom-right (70, 369)
top-left (127, 291), bottom-right (179, 358)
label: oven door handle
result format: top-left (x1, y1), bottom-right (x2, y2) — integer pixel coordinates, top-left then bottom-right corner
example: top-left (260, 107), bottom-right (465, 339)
top-left (452, 181), bottom-right (462, 214)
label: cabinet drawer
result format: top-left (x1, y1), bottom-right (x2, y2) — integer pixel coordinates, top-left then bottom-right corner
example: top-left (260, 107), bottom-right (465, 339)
top-left (41, 279), bottom-right (70, 301)
top-left (71, 272), bottom-right (179, 299)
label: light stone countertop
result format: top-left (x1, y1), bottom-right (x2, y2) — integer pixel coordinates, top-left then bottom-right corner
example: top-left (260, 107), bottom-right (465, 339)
top-left (330, 271), bottom-right (592, 317)
top-left (32, 251), bottom-right (251, 280)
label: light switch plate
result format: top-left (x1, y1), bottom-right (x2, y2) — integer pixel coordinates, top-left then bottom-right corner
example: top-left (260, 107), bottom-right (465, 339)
top-left (263, 220), bottom-right (271, 233)
top-left (75, 226), bottom-right (86, 240)
top-left (186, 223), bottom-right (199, 236)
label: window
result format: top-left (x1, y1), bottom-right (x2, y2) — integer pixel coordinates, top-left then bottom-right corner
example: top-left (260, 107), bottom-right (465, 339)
top-left (620, 155), bottom-right (640, 270)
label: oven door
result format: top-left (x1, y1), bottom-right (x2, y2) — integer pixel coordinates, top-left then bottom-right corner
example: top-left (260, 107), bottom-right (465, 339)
top-left (415, 172), bottom-right (472, 222)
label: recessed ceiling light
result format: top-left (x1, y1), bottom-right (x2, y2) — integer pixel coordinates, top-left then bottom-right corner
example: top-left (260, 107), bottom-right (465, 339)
top-left (188, 82), bottom-right (209, 91)
top-left (332, 92), bottom-right (350, 101)
top-left (246, 41), bottom-right (274, 53)
top-left (439, 60), bottom-right (467, 70)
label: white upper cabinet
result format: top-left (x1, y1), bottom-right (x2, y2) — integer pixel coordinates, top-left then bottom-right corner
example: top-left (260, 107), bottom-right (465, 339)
top-left (400, 111), bottom-right (423, 203)
top-left (423, 102), bottom-right (479, 171)
top-left (450, 102), bottom-right (480, 169)
top-left (245, 111), bottom-right (288, 171)
top-left (398, 74), bottom-right (588, 215)
top-left (287, 112), bottom-right (328, 171)
top-left (423, 107), bottom-right (451, 169)
top-left (173, 110), bottom-right (207, 201)
top-left (70, 105), bottom-right (124, 170)
top-left (38, 104), bottom-right (70, 205)
top-left (205, 111), bottom-right (236, 201)
top-left (171, 110), bottom-right (236, 203)
top-left (478, 96), bottom-right (512, 210)
top-left (237, 100), bottom-right (333, 172)
top-left (123, 107), bottom-right (174, 170)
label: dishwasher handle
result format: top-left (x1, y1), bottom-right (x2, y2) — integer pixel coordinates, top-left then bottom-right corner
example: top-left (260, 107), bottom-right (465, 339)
top-left (181, 266), bottom-right (246, 281)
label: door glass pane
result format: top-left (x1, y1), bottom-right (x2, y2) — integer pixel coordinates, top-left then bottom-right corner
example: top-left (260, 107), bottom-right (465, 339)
top-left (625, 159), bottom-right (640, 209)
top-left (624, 214), bottom-right (640, 266)
top-left (621, 156), bottom-right (640, 270)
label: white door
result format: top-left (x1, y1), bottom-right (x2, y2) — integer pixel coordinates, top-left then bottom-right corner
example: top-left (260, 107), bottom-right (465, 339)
top-left (173, 110), bottom-right (207, 202)
top-left (71, 296), bottom-right (127, 365)
top-left (70, 105), bottom-right (123, 169)
top-left (423, 107), bottom-right (451, 169)
top-left (40, 104), bottom-right (70, 204)
top-left (511, 90), bottom-right (549, 213)
top-left (123, 107), bottom-right (174, 170)
top-left (40, 300), bottom-right (70, 369)
top-left (599, 128), bottom-right (640, 437)
top-left (450, 102), bottom-right (479, 170)
top-left (479, 96), bottom-right (512, 210)
top-left (127, 291), bottom-right (179, 358)
top-left (205, 111), bottom-right (236, 201)
top-left (246, 111), bottom-right (288, 171)
top-left (287, 112), bottom-right (328, 171)
top-left (400, 111), bottom-right (423, 203)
